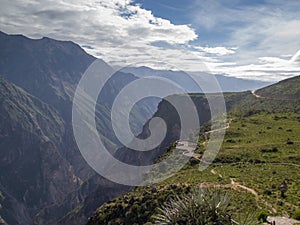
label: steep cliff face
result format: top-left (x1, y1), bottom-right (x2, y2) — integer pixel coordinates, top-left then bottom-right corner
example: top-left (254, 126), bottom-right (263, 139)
top-left (0, 78), bottom-right (79, 225)
top-left (115, 94), bottom-right (211, 167)
top-left (0, 31), bottom-right (95, 120)
top-left (0, 32), bottom-right (157, 225)
top-left (0, 31), bottom-right (100, 186)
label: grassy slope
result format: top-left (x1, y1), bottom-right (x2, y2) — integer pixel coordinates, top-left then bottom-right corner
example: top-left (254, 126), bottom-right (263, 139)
top-left (87, 77), bottom-right (300, 225)
top-left (255, 75), bottom-right (300, 100)
top-left (87, 112), bottom-right (299, 225)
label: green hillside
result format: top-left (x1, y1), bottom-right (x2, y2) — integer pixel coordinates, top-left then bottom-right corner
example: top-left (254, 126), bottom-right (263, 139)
top-left (87, 76), bottom-right (300, 225)
top-left (255, 75), bottom-right (300, 100)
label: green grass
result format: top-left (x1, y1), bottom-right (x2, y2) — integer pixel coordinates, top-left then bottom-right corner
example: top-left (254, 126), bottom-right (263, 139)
top-left (215, 112), bottom-right (300, 164)
top-left (213, 164), bottom-right (300, 214)
top-left (87, 78), bottom-right (300, 225)
top-left (88, 111), bottom-right (300, 224)
top-left (87, 184), bottom-right (258, 225)
top-left (256, 75), bottom-right (300, 100)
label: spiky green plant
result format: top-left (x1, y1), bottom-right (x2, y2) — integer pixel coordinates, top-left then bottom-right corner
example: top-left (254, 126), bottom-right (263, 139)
top-left (233, 210), bottom-right (257, 225)
top-left (154, 188), bottom-right (233, 225)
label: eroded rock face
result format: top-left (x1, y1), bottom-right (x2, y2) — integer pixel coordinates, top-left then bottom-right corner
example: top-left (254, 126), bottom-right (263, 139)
top-left (0, 78), bottom-right (78, 224)
top-left (0, 32), bottom-right (152, 225)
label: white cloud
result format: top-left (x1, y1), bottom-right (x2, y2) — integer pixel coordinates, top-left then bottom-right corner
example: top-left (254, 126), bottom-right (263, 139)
top-left (0, 0), bottom-right (213, 71)
top-left (194, 46), bottom-right (237, 56)
top-left (0, 0), bottom-right (299, 82)
top-left (0, 0), bottom-right (197, 46)
top-left (188, 0), bottom-right (300, 81)
top-left (210, 52), bottom-right (300, 81)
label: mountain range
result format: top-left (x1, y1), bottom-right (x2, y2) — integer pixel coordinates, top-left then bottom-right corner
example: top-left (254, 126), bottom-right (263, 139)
top-left (0, 31), bottom-right (138, 225)
top-left (0, 31), bottom-right (296, 225)
top-left (120, 66), bottom-right (272, 93)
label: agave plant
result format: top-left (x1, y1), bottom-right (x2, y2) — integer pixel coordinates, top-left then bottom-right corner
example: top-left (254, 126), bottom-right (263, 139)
top-left (234, 210), bottom-right (257, 225)
top-left (154, 188), bottom-right (233, 225)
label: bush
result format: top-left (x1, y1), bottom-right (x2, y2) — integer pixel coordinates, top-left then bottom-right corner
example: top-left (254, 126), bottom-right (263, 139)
top-left (189, 157), bottom-right (200, 166)
top-left (293, 209), bottom-right (300, 220)
top-left (261, 147), bottom-right (278, 153)
top-left (154, 189), bottom-right (233, 225)
top-left (257, 210), bottom-right (269, 222)
top-left (263, 190), bottom-right (272, 195)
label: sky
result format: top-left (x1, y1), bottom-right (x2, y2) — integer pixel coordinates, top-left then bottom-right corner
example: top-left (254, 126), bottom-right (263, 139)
top-left (0, 0), bottom-right (300, 81)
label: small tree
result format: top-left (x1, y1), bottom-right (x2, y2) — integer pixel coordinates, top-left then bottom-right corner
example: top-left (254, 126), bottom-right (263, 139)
top-left (278, 180), bottom-right (288, 198)
top-left (293, 209), bottom-right (300, 220)
top-left (257, 210), bottom-right (269, 222)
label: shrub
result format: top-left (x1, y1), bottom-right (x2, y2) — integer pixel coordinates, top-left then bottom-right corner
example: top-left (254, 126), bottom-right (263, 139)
top-left (263, 190), bottom-right (272, 195)
top-left (154, 189), bottom-right (233, 225)
top-left (287, 139), bottom-right (294, 145)
top-left (189, 157), bottom-right (200, 166)
top-left (257, 210), bottom-right (269, 222)
top-left (293, 209), bottom-right (300, 220)
top-left (261, 147), bottom-right (278, 153)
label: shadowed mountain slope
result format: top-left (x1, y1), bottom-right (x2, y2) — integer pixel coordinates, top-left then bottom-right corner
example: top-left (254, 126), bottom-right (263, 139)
top-left (0, 32), bottom-right (157, 225)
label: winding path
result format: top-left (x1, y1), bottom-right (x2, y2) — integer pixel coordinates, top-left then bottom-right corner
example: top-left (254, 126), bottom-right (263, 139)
top-left (176, 141), bottom-right (201, 159)
top-left (204, 120), bottom-right (231, 141)
top-left (208, 170), bottom-right (278, 213)
top-left (251, 90), bottom-right (295, 101)
top-left (251, 90), bottom-right (264, 98)
top-left (177, 119), bottom-right (232, 159)
top-left (229, 178), bottom-right (258, 197)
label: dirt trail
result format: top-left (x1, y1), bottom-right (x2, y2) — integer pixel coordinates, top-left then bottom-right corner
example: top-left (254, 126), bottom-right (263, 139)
top-left (229, 178), bottom-right (259, 197)
top-left (251, 90), bottom-right (264, 98)
top-left (210, 169), bottom-right (222, 178)
top-left (180, 119), bottom-right (232, 159)
top-left (214, 161), bottom-right (300, 168)
top-left (176, 141), bottom-right (201, 159)
top-left (205, 123), bottom-right (230, 135)
top-left (251, 90), bottom-right (292, 101)
top-left (208, 170), bottom-right (278, 213)
top-left (233, 179), bottom-right (277, 213)
top-left (204, 119), bottom-right (231, 141)
top-left (210, 169), bottom-right (216, 175)
top-left (198, 179), bottom-right (258, 197)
